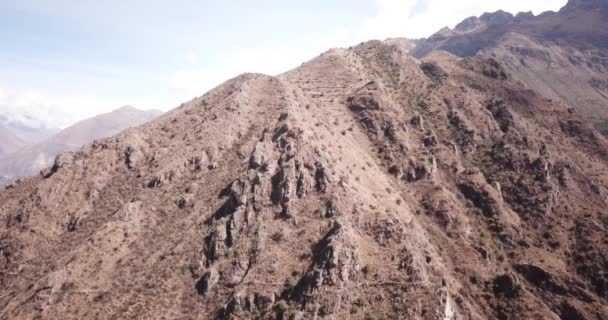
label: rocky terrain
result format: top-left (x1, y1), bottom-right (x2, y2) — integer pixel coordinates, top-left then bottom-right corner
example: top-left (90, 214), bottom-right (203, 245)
top-left (0, 37), bottom-right (607, 319)
top-left (412, 0), bottom-right (608, 135)
top-left (0, 106), bottom-right (161, 183)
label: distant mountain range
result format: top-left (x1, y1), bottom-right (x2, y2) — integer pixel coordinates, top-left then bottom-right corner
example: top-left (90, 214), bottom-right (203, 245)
top-left (411, 0), bottom-right (608, 134)
top-left (0, 106), bottom-right (161, 184)
top-left (0, 123), bottom-right (26, 157)
top-left (0, 112), bottom-right (60, 143)
top-left (1, 1), bottom-right (608, 319)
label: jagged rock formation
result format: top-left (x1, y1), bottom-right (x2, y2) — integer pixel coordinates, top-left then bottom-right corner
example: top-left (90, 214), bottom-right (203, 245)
top-left (412, 0), bottom-right (608, 136)
top-left (1, 40), bottom-right (608, 319)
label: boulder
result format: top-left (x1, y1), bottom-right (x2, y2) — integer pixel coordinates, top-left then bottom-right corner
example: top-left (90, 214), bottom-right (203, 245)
top-left (195, 268), bottom-right (220, 296)
top-left (493, 273), bottom-right (520, 298)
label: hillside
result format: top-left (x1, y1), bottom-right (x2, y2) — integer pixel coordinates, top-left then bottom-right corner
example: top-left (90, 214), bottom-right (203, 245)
top-left (0, 41), bottom-right (607, 319)
top-left (411, 0), bottom-right (608, 135)
top-left (0, 106), bottom-right (161, 182)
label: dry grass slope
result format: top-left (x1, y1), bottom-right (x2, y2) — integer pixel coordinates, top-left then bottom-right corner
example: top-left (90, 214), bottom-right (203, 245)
top-left (0, 41), bottom-right (607, 319)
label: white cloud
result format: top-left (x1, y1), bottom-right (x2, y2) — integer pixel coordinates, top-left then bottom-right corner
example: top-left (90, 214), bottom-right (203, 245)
top-left (3, 0), bottom-right (572, 128)
top-left (170, 1), bottom-right (568, 98)
top-left (0, 87), bottom-right (107, 129)
top-left (169, 49), bottom-right (279, 97)
top-left (359, 0), bottom-right (568, 40)
top-left (169, 28), bottom-right (354, 97)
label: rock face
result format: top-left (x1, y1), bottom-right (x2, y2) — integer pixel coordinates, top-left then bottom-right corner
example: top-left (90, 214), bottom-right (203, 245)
top-left (412, 0), bottom-right (608, 135)
top-left (1, 41), bottom-right (608, 319)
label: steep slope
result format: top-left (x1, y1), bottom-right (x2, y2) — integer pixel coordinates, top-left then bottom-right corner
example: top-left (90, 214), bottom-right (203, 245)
top-left (0, 123), bottom-right (25, 157)
top-left (1, 42), bottom-right (607, 319)
top-left (412, 0), bottom-right (608, 135)
top-left (0, 106), bottom-right (161, 181)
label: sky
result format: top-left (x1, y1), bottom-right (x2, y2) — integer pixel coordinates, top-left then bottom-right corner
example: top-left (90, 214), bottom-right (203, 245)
top-left (0, 0), bottom-right (568, 129)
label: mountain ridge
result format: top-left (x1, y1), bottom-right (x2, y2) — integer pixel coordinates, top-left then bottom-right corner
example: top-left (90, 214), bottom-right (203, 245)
top-left (410, 0), bottom-right (608, 135)
top-left (1, 40), bottom-right (607, 319)
top-left (0, 123), bottom-right (25, 157)
top-left (0, 106), bottom-right (161, 182)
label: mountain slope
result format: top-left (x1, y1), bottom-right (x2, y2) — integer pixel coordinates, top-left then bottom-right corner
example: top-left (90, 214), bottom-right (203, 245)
top-left (0, 123), bottom-right (25, 157)
top-left (1, 42), bottom-right (607, 319)
top-left (412, 0), bottom-right (608, 135)
top-left (0, 106), bottom-right (161, 180)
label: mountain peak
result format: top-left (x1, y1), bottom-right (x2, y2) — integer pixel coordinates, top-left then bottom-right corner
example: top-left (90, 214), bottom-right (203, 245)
top-left (479, 10), bottom-right (514, 24)
top-left (514, 10), bottom-right (535, 21)
top-left (115, 105), bottom-right (137, 112)
top-left (563, 0), bottom-right (608, 11)
top-left (454, 16), bottom-right (481, 32)
top-left (2, 40), bottom-right (608, 319)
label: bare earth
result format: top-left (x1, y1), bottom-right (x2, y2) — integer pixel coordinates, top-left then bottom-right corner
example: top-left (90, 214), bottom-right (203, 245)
top-left (1, 39), bottom-right (607, 319)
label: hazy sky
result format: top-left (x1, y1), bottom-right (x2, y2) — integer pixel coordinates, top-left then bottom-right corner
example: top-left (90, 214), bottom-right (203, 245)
top-left (0, 0), bottom-right (567, 128)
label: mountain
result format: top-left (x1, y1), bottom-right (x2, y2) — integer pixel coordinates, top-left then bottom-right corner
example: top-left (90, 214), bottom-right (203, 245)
top-left (383, 37), bottom-right (421, 54)
top-left (412, 0), bottom-right (608, 135)
top-left (0, 106), bottom-right (162, 181)
top-left (1, 40), bottom-right (607, 319)
top-left (0, 123), bottom-right (25, 157)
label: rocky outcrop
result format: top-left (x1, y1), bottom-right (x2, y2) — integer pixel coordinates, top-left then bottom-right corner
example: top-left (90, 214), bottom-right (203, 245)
top-left (486, 98), bottom-right (514, 133)
top-left (288, 221), bottom-right (360, 315)
top-left (421, 62), bottom-right (448, 81)
top-left (1, 41), bottom-right (607, 320)
top-left (492, 273), bottom-right (521, 298)
top-left (412, 0), bottom-right (608, 136)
